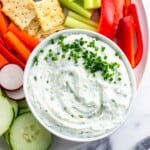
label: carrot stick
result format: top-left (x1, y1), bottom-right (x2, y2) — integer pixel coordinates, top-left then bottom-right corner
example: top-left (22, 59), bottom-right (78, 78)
top-left (1, 37), bottom-right (13, 51)
top-left (3, 31), bottom-right (31, 63)
top-left (0, 10), bottom-right (9, 35)
top-left (0, 38), bottom-right (5, 45)
top-left (8, 23), bottom-right (40, 50)
top-left (0, 53), bottom-right (8, 68)
top-left (0, 43), bottom-right (25, 68)
top-left (0, 1), bottom-right (3, 9)
top-left (0, 3), bottom-right (2, 9)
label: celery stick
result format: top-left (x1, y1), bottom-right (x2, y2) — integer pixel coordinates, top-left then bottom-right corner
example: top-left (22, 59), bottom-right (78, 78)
top-left (84, 0), bottom-right (101, 9)
top-left (64, 16), bottom-right (97, 31)
top-left (74, 0), bottom-right (83, 6)
top-left (68, 11), bottom-right (98, 27)
top-left (68, 0), bottom-right (74, 2)
top-left (59, 0), bottom-right (92, 18)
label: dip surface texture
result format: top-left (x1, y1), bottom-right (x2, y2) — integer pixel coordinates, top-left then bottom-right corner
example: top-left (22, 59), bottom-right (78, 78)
top-left (27, 32), bottom-right (133, 139)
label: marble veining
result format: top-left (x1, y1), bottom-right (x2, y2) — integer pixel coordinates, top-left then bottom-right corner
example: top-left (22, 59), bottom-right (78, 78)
top-left (135, 137), bottom-right (150, 150)
top-left (76, 138), bottom-right (112, 150)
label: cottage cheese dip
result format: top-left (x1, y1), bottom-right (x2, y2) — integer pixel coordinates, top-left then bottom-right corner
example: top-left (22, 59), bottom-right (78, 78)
top-left (26, 30), bottom-right (135, 140)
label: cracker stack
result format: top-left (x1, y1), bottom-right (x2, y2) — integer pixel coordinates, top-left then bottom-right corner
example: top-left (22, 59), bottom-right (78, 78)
top-left (1, 0), bottom-right (65, 38)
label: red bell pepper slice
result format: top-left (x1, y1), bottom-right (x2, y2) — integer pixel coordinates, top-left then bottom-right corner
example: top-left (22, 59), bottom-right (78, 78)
top-left (123, 0), bottom-right (131, 16)
top-left (98, 0), bottom-right (115, 39)
top-left (116, 3), bottom-right (143, 68)
top-left (128, 4), bottom-right (143, 67)
top-left (113, 0), bottom-right (124, 36)
top-left (116, 15), bottom-right (135, 67)
top-left (98, 0), bottom-right (124, 40)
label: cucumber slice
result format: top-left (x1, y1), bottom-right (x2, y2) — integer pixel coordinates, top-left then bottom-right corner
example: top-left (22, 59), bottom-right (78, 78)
top-left (18, 100), bottom-right (28, 109)
top-left (0, 88), bottom-right (2, 95)
top-left (8, 99), bottom-right (18, 118)
top-left (19, 107), bottom-right (30, 115)
top-left (3, 131), bottom-right (10, 145)
top-left (9, 113), bottom-right (52, 150)
top-left (0, 95), bottom-right (14, 136)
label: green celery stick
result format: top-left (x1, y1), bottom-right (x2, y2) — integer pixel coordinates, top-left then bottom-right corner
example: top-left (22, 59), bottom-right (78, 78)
top-left (74, 0), bottom-right (84, 6)
top-left (59, 0), bottom-right (92, 18)
top-left (64, 16), bottom-right (97, 31)
top-left (84, 0), bottom-right (101, 9)
top-left (68, 11), bottom-right (98, 27)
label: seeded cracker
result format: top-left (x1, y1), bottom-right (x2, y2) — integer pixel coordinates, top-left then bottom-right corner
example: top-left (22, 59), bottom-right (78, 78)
top-left (0, 0), bottom-right (8, 5)
top-left (25, 19), bottom-right (40, 36)
top-left (2, 0), bottom-right (36, 29)
top-left (29, 0), bottom-right (65, 32)
top-left (37, 25), bottom-right (65, 38)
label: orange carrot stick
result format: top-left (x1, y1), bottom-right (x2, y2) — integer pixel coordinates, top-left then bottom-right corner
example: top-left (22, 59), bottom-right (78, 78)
top-left (1, 37), bottom-right (13, 51)
top-left (0, 43), bottom-right (25, 68)
top-left (0, 10), bottom-right (9, 35)
top-left (3, 31), bottom-right (31, 63)
top-left (0, 3), bottom-right (2, 9)
top-left (0, 1), bottom-right (3, 9)
top-left (0, 53), bottom-right (8, 68)
top-left (8, 23), bottom-right (40, 50)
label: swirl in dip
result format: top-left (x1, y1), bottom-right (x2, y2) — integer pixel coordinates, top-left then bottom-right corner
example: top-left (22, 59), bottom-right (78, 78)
top-left (26, 31), bottom-right (134, 139)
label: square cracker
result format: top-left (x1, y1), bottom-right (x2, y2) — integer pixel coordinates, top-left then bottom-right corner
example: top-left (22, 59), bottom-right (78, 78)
top-left (30, 0), bottom-right (65, 32)
top-left (25, 19), bottom-right (40, 36)
top-left (2, 0), bottom-right (36, 29)
top-left (36, 25), bottom-right (65, 38)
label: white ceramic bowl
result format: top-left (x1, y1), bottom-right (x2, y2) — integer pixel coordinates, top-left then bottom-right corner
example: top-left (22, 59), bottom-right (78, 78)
top-left (24, 29), bottom-right (136, 142)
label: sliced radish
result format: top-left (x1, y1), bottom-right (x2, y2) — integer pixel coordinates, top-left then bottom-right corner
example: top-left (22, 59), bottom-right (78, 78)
top-left (5, 87), bottom-right (25, 101)
top-left (0, 63), bottom-right (23, 91)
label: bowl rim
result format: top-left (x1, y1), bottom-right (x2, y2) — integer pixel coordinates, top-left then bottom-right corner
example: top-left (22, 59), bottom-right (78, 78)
top-left (23, 29), bottom-right (136, 142)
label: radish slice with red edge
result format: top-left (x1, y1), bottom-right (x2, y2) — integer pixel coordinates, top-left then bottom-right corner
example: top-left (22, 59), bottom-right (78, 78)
top-left (5, 87), bottom-right (25, 101)
top-left (0, 63), bottom-right (23, 91)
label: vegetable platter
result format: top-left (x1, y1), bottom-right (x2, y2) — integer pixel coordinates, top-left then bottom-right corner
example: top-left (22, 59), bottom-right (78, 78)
top-left (0, 0), bottom-right (149, 150)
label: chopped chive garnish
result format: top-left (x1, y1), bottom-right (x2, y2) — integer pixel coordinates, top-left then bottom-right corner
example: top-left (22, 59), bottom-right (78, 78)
top-left (118, 77), bottom-right (122, 81)
top-left (57, 52), bottom-right (60, 55)
top-left (34, 76), bottom-right (37, 81)
top-left (104, 55), bottom-right (107, 59)
top-left (59, 35), bottom-right (66, 41)
top-left (79, 115), bottom-right (83, 118)
top-left (52, 55), bottom-right (58, 61)
top-left (87, 40), bottom-right (95, 47)
top-left (115, 51), bottom-right (119, 56)
top-left (33, 56), bottom-right (38, 65)
top-left (40, 49), bottom-right (44, 53)
top-left (95, 47), bottom-right (99, 51)
top-left (61, 54), bottom-right (66, 58)
top-left (39, 36), bottom-right (121, 82)
top-left (44, 56), bottom-right (48, 61)
top-left (50, 39), bottom-right (54, 44)
top-left (101, 46), bottom-right (105, 52)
